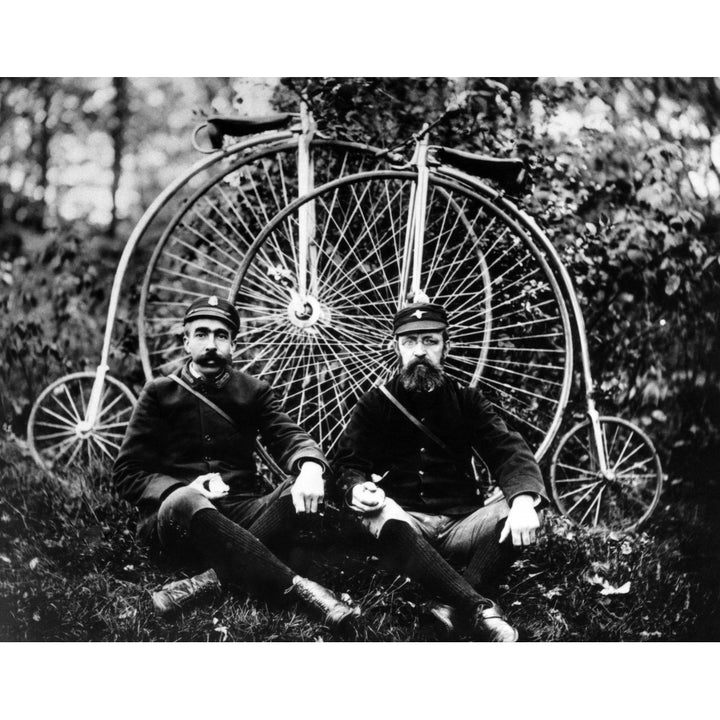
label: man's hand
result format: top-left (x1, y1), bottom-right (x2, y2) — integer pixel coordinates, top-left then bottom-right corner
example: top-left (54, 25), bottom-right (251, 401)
top-left (499, 493), bottom-right (541, 547)
top-left (190, 472), bottom-right (229, 499)
top-left (349, 481), bottom-right (386, 515)
top-left (291, 461), bottom-right (325, 514)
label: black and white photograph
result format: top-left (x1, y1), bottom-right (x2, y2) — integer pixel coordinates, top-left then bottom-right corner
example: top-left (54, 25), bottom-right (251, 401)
top-left (1, 74), bottom-right (718, 647)
top-left (1, 0), bottom-right (719, 702)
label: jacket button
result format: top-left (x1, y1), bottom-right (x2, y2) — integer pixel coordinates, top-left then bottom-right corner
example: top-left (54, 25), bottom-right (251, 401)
top-left (204, 434), bottom-right (212, 443)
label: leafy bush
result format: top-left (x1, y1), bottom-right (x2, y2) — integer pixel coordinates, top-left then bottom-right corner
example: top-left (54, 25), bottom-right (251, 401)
top-left (0, 221), bottom-right (149, 435)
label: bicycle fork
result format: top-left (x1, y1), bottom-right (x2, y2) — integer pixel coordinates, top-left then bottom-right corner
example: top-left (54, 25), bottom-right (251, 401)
top-left (398, 127), bottom-right (431, 306)
top-left (286, 101), bottom-right (323, 329)
top-left (296, 101), bottom-right (317, 300)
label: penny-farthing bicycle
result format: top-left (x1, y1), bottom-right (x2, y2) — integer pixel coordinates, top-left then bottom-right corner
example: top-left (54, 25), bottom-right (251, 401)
top-left (26, 104), bottom-right (388, 472)
top-left (27, 100), bottom-right (663, 532)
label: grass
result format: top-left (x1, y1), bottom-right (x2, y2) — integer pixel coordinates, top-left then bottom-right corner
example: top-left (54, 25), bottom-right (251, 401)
top-left (1, 435), bottom-right (718, 642)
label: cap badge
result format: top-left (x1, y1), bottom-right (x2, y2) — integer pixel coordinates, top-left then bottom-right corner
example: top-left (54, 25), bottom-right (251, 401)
top-left (412, 309), bottom-right (425, 319)
top-left (208, 296), bottom-right (218, 306)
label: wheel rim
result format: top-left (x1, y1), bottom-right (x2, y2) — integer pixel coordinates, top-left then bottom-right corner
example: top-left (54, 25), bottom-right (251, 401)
top-left (27, 372), bottom-right (136, 472)
top-left (230, 170), bottom-right (573, 457)
top-left (551, 416), bottom-right (663, 531)
top-left (138, 139), bottom-right (387, 379)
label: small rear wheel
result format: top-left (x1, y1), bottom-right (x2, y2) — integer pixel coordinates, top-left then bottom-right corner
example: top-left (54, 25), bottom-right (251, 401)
top-left (550, 416), bottom-right (663, 532)
top-left (27, 372), bottom-right (136, 473)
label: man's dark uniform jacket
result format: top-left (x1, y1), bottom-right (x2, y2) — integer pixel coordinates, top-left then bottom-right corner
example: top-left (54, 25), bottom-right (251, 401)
top-left (113, 363), bottom-right (328, 529)
top-left (333, 375), bottom-right (548, 515)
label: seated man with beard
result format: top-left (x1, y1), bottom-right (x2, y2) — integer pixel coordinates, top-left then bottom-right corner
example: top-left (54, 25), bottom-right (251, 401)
top-left (333, 302), bottom-right (546, 641)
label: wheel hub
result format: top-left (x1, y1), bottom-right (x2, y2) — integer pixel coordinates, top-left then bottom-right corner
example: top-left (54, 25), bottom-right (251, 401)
top-left (600, 468), bottom-right (616, 483)
top-left (75, 420), bottom-right (94, 439)
top-left (287, 294), bottom-right (329, 329)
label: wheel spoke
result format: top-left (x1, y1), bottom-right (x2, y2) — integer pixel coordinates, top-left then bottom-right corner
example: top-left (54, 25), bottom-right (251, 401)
top-left (39, 403), bottom-right (78, 428)
top-left (35, 429), bottom-right (77, 442)
top-left (565, 480), bottom-right (603, 515)
top-left (557, 480), bottom-right (602, 501)
top-left (62, 438), bottom-right (84, 469)
top-left (90, 433), bottom-right (116, 459)
top-left (557, 461), bottom-right (597, 475)
top-left (612, 441), bottom-right (650, 475)
top-left (577, 485), bottom-right (603, 525)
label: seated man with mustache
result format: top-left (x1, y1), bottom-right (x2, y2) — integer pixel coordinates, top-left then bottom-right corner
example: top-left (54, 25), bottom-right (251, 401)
top-left (333, 302), bottom-right (545, 641)
top-left (113, 295), bottom-right (358, 629)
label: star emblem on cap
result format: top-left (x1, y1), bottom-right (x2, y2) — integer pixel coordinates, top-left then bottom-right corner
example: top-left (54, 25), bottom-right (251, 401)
top-left (412, 310), bottom-right (425, 319)
top-left (208, 296), bottom-right (218, 306)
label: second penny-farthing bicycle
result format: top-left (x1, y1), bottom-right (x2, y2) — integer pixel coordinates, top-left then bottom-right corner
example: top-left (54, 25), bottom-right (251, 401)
top-left (27, 97), bottom-right (663, 533)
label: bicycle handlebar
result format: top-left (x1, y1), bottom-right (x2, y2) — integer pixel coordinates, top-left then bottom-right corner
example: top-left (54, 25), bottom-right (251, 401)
top-left (435, 147), bottom-right (526, 191)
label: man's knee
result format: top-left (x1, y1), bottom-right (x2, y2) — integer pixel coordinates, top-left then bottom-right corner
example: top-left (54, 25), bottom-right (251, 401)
top-left (444, 498), bottom-right (511, 557)
top-left (359, 498), bottom-right (417, 539)
top-left (157, 485), bottom-right (214, 547)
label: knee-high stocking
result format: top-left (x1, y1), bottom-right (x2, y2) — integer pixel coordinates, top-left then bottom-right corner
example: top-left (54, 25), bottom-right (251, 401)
top-left (377, 519), bottom-right (488, 611)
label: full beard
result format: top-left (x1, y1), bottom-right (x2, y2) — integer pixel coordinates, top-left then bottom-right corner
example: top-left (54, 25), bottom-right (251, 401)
top-left (399, 358), bottom-right (446, 393)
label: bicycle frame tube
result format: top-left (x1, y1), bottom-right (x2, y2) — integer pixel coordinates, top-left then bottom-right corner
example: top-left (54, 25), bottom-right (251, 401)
top-left (510, 206), bottom-right (611, 466)
top-left (398, 180), bottom-right (416, 306)
top-left (586, 406), bottom-right (609, 472)
top-left (297, 102), bottom-right (316, 299)
top-left (83, 130), bottom-right (296, 427)
top-left (409, 129), bottom-right (430, 301)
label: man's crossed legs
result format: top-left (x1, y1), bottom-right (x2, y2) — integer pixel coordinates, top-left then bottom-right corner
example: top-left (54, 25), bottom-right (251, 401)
top-left (152, 479), bottom-right (359, 628)
top-left (356, 496), bottom-right (520, 640)
top-left (152, 483), bottom-right (522, 639)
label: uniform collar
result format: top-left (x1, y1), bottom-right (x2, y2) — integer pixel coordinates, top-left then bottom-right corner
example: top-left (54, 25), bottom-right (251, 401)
top-left (181, 361), bottom-right (231, 389)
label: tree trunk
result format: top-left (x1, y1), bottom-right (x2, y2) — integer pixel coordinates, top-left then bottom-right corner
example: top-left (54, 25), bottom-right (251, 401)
top-left (108, 77), bottom-right (129, 239)
top-left (35, 78), bottom-right (52, 231)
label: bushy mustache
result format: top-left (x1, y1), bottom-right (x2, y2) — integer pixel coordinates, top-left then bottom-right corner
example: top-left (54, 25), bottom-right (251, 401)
top-left (406, 357), bottom-right (434, 370)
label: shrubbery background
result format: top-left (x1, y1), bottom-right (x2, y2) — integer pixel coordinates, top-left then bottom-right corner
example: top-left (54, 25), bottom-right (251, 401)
top-left (2, 77), bottom-right (718, 463)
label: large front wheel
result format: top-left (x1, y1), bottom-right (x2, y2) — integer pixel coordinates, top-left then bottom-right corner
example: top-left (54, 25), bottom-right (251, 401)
top-left (229, 170), bottom-right (574, 458)
top-left (138, 139), bottom-right (387, 379)
top-left (550, 416), bottom-right (663, 532)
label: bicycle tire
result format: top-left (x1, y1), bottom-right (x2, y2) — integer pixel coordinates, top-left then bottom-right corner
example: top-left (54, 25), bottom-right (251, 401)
top-left (27, 371), bottom-right (137, 473)
top-left (228, 170), bottom-right (574, 459)
top-left (550, 415), bottom-right (663, 532)
top-left (137, 138), bottom-right (387, 380)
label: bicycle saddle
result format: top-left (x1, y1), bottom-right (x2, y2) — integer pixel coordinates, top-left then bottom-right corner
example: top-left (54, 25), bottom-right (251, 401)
top-left (435, 147), bottom-right (526, 191)
top-left (206, 114), bottom-right (294, 148)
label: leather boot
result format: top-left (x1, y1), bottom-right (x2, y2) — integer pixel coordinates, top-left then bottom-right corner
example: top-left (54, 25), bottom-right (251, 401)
top-left (290, 576), bottom-right (360, 628)
top-left (467, 601), bottom-right (518, 642)
top-left (152, 568), bottom-right (221, 616)
top-left (427, 601), bottom-right (457, 636)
